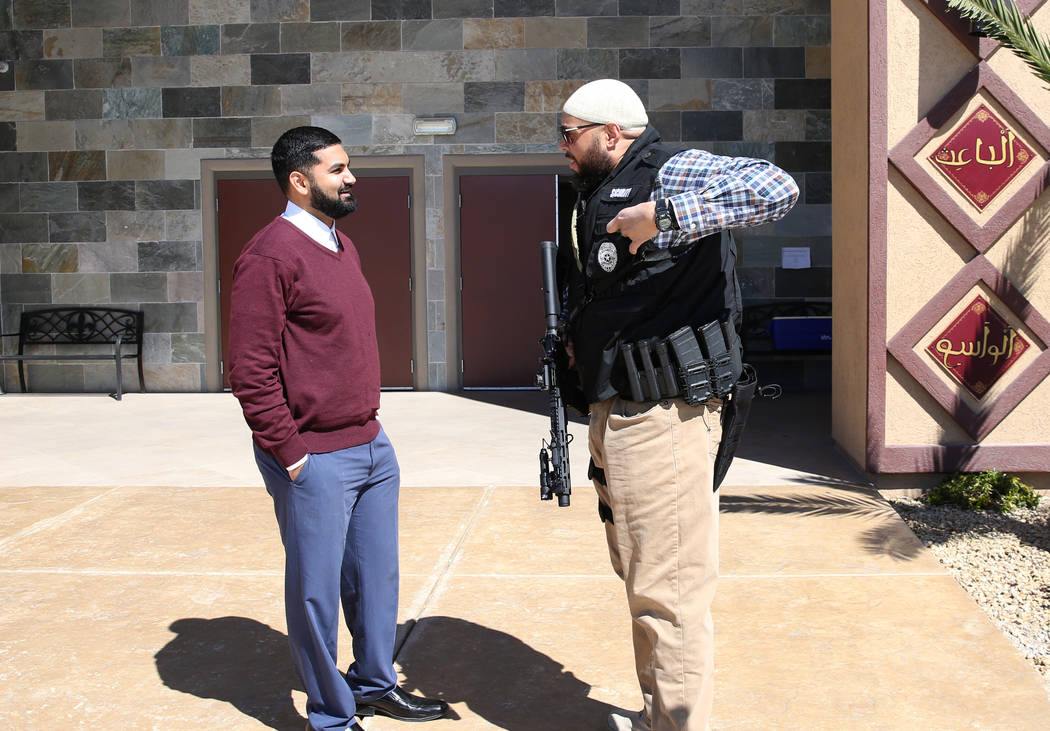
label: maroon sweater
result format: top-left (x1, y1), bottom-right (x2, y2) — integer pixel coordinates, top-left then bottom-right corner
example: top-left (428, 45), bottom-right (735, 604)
top-left (228, 216), bottom-right (381, 467)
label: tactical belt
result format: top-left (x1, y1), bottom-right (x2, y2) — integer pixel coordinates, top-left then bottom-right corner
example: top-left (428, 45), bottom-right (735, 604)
top-left (618, 320), bottom-right (742, 405)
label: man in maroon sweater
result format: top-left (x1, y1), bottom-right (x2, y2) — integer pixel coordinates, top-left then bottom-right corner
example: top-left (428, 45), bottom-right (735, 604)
top-left (229, 126), bottom-right (448, 731)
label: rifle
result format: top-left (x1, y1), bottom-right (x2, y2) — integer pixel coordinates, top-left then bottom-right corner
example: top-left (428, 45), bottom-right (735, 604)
top-left (536, 240), bottom-right (572, 507)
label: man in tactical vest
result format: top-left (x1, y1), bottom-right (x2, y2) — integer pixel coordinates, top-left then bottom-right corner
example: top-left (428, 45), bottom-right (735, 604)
top-left (557, 79), bottom-right (799, 731)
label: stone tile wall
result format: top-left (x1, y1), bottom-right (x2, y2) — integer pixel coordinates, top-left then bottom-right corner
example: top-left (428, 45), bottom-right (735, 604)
top-left (0, 0), bottom-right (831, 393)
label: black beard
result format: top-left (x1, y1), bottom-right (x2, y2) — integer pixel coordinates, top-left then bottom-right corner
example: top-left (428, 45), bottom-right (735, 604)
top-left (311, 186), bottom-right (357, 220)
top-left (569, 156), bottom-right (616, 198)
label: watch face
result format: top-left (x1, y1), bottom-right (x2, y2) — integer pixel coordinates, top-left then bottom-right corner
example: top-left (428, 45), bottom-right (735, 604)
top-left (655, 200), bottom-right (673, 231)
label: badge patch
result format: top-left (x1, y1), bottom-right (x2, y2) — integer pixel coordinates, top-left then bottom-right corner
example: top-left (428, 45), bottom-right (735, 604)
top-left (597, 241), bottom-right (618, 272)
top-left (609, 187), bottom-right (633, 199)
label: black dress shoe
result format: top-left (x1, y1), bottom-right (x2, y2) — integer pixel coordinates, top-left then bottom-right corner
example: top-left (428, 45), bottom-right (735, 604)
top-left (355, 685), bottom-right (449, 722)
top-left (304, 722), bottom-right (364, 731)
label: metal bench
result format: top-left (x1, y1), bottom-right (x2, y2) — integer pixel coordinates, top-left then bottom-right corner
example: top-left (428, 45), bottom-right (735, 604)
top-left (0, 307), bottom-right (146, 400)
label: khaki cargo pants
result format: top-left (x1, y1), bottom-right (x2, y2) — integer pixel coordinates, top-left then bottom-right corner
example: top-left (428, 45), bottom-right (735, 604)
top-left (589, 396), bottom-right (722, 731)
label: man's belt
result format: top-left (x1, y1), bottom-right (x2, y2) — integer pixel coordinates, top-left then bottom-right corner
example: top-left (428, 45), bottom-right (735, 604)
top-left (618, 320), bottom-right (741, 405)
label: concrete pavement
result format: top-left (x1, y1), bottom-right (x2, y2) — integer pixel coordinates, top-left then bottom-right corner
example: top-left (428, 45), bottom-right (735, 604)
top-left (1, 392), bottom-right (1047, 729)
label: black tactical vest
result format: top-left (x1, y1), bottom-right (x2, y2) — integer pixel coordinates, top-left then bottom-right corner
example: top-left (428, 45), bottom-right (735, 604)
top-left (567, 126), bottom-right (742, 404)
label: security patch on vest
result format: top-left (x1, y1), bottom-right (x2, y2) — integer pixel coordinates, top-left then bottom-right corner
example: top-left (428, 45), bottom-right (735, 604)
top-left (608, 187), bottom-right (634, 200)
top-left (597, 240), bottom-right (618, 272)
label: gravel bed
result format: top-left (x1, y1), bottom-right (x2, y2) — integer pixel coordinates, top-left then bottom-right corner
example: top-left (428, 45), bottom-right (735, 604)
top-left (889, 497), bottom-right (1050, 690)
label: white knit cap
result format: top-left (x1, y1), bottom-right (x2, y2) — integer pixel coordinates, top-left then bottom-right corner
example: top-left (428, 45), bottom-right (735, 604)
top-left (562, 79), bottom-right (648, 129)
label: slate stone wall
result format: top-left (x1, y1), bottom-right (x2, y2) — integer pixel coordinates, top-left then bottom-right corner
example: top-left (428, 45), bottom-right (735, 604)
top-left (0, 0), bottom-right (830, 393)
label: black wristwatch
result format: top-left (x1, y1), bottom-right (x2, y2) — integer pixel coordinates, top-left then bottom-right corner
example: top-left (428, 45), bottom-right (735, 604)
top-left (654, 198), bottom-right (677, 232)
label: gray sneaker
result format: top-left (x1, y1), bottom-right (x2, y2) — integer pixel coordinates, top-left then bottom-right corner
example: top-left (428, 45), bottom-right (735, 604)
top-left (607, 708), bottom-right (650, 731)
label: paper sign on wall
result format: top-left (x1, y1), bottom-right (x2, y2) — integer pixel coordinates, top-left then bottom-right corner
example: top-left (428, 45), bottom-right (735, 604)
top-left (781, 247), bottom-right (811, 269)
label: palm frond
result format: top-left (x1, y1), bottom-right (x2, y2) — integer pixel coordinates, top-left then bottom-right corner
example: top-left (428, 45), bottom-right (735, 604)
top-left (947, 0), bottom-right (1050, 87)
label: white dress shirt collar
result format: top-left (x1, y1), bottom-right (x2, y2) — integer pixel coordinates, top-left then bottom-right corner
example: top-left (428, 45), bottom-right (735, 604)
top-left (281, 200), bottom-right (339, 252)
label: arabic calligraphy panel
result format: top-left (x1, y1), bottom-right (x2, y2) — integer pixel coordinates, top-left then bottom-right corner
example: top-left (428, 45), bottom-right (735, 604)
top-left (928, 104), bottom-right (1035, 211)
top-left (924, 294), bottom-right (1030, 399)
top-left (893, 65), bottom-right (1050, 250)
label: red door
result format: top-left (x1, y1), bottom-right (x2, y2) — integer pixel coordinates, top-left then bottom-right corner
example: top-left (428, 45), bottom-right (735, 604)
top-left (217, 175), bottom-right (413, 388)
top-left (338, 176), bottom-right (413, 388)
top-left (459, 174), bottom-right (557, 387)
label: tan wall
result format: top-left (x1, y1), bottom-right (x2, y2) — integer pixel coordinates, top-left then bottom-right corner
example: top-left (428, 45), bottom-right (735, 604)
top-left (830, 0), bottom-right (871, 466)
top-left (886, 0), bottom-right (976, 149)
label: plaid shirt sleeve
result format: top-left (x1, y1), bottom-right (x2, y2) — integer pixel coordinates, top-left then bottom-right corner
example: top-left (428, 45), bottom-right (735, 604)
top-left (651, 148), bottom-right (799, 249)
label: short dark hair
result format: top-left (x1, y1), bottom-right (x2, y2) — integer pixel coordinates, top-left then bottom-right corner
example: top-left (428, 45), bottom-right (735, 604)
top-left (270, 126), bottom-right (343, 195)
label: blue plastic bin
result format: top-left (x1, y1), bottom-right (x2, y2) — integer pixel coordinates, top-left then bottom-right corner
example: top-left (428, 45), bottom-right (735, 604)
top-left (768, 316), bottom-right (832, 350)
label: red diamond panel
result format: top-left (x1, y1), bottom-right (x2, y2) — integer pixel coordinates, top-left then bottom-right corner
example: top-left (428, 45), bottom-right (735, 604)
top-left (925, 294), bottom-right (1030, 398)
top-left (929, 104), bottom-right (1035, 211)
top-left (887, 256), bottom-right (1050, 441)
top-left (889, 63), bottom-right (1050, 253)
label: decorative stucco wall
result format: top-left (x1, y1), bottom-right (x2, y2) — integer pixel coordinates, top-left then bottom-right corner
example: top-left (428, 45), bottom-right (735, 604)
top-left (836, 0), bottom-right (1050, 473)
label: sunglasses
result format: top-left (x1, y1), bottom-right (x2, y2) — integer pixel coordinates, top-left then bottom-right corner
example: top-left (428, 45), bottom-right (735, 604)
top-left (558, 122), bottom-right (603, 145)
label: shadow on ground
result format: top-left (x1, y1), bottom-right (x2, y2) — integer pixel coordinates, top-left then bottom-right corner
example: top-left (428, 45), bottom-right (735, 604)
top-left (722, 488), bottom-right (926, 561)
top-left (736, 392), bottom-right (871, 484)
top-left (455, 389), bottom-right (589, 424)
top-left (155, 616), bottom-right (304, 730)
top-left (155, 615), bottom-right (613, 730)
top-left (397, 615), bottom-right (615, 730)
top-left (455, 389), bottom-right (871, 486)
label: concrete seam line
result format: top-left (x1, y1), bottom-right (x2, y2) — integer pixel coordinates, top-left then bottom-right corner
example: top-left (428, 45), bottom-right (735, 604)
top-left (436, 573), bottom-right (615, 579)
top-left (394, 483), bottom-right (497, 660)
top-left (0, 486), bottom-right (121, 554)
top-left (719, 572), bottom-right (948, 579)
top-left (0, 568), bottom-right (284, 576)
